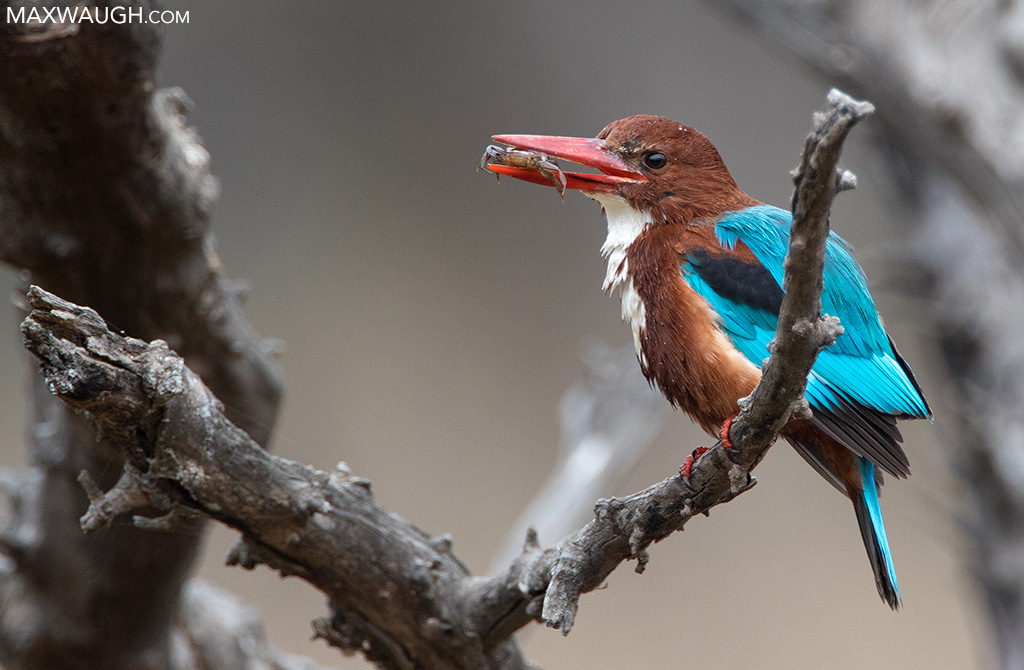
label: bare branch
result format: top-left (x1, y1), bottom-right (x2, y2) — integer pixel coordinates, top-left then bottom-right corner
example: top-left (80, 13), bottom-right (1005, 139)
top-left (19, 90), bottom-right (873, 662)
top-left (21, 286), bottom-right (531, 670)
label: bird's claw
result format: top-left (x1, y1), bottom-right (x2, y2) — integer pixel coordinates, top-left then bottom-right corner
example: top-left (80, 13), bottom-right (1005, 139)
top-left (679, 446), bottom-right (710, 491)
top-left (720, 416), bottom-right (741, 464)
top-left (679, 417), bottom-right (742, 490)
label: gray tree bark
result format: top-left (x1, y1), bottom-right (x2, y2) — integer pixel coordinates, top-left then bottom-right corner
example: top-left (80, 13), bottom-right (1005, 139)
top-left (0, 1), bottom-right (304, 668)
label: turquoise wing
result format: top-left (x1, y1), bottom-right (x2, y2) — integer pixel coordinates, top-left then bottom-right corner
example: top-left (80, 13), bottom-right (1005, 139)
top-left (680, 205), bottom-right (930, 477)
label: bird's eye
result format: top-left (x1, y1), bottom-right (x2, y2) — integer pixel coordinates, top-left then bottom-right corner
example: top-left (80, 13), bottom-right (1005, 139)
top-left (643, 152), bottom-right (667, 169)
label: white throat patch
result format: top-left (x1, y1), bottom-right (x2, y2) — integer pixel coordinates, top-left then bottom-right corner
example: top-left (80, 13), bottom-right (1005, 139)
top-left (590, 194), bottom-right (651, 363)
top-left (592, 194), bottom-right (650, 291)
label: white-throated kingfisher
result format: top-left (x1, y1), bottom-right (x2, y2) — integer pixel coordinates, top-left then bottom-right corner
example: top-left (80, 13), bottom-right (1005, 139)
top-left (483, 115), bottom-right (931, 609)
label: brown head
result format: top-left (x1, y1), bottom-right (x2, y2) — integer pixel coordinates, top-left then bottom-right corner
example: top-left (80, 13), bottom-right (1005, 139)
top-left (489, 114), bottom-right (758, 224)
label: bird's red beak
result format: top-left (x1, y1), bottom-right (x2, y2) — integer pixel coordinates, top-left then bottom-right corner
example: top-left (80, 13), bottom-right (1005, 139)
top-left (488, 134), bottom-right (647, 194)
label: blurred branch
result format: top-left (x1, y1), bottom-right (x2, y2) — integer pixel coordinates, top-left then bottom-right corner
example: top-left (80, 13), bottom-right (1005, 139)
top-left (19, 91), bottom-right (870, 666)
top-left (709, 1), bottom-right (1024, 666)
top-left (490, 344), bottom-right (668, 573)
top-left (909, 170), bottom-right (1024, 670)
top-left (715, 0), bottom-right (1024, 257)
top-left (179, 582), bottom-right (328, 670)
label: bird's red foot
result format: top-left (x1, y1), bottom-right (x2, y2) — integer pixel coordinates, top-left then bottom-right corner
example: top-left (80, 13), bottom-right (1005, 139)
top-left (679, 446), bottom-right (709, 489)
top-left (721, 416), bottom-right (741, 464)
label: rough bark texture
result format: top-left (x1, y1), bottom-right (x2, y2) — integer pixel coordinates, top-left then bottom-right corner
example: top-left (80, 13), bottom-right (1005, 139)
top-left (711, 2), bottom-right (1024, 666)
top-left (0, 1), bottom-right (292, 668)
top-left (18, 90), bottom-right (869, 667)
top-left (20, 287), bottom-right (534, 670)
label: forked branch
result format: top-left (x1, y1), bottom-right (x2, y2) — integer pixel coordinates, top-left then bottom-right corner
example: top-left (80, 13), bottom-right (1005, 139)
top-left (21, 89), bottom-right (873, 668)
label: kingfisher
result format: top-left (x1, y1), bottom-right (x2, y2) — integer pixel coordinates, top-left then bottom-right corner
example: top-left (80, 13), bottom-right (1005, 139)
top-left (482, 115), bottom-right (930, 609)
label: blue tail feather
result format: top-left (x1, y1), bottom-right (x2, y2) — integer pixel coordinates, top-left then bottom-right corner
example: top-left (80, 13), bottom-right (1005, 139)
top-left (854, 457), bottom-right (901, 609)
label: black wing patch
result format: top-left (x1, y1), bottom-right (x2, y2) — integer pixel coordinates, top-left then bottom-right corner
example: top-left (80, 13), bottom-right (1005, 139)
top-left (685, 247), bottom-right (785, 315)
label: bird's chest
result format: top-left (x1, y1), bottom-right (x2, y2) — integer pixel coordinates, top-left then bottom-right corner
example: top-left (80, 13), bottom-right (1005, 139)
top-left (607, 226), bottom-right (760, 432)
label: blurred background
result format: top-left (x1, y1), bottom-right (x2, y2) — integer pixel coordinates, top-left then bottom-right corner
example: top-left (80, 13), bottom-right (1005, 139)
top-left (0, 1), bottom-right (982, 668)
